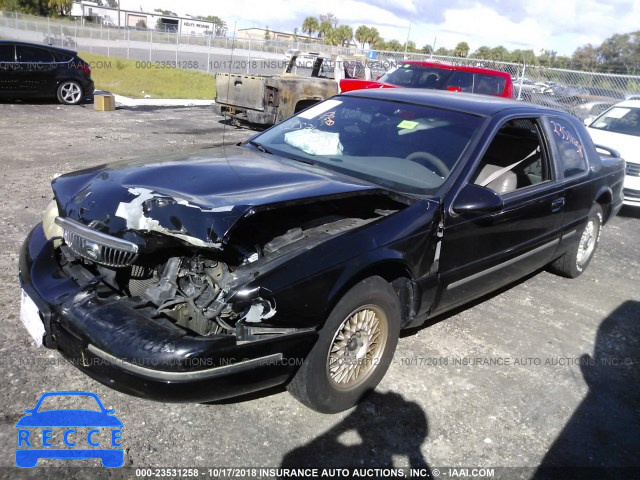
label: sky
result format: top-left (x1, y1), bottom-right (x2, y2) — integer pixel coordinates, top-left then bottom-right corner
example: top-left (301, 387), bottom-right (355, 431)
top-left (128, 0), bottom-right (640, 56)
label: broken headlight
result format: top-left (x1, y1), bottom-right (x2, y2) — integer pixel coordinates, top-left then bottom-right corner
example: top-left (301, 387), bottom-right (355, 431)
top-left (42, 200), bottom-right (63, 241)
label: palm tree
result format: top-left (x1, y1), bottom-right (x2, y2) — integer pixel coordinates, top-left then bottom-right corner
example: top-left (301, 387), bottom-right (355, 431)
top-left (336, 25), bottom-right (353, 47)
top-left (302, 17), bottom-right (319, 38)
top-left (355, 26), bottom-right (370, 49)
top-left (318, 20), bottom-right (333, 40)
top-left (453, 41), bottom-right (470, 58)
top-left (366, 27), bottom-right (380, 48)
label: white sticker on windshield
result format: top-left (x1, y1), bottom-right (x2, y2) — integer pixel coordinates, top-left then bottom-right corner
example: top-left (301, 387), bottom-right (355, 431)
top-left (606, 108), bottom-right (630, 119)
top-left (297, 99), bottom-right (343, 119)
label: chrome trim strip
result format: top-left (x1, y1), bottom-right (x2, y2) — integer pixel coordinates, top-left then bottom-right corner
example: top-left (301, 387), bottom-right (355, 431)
top-left (562, 229), bottom-right (578, 240)
top-left (447, 238), bottom-right (560, 290)
top-left (86, 344), bottom-right (283, 382)
top-left (55, 217), bottom-right (138, 253)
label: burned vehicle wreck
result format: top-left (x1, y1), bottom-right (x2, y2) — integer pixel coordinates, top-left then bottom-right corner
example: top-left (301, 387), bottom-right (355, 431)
top-left (20, 90), bottom-right (624, 413)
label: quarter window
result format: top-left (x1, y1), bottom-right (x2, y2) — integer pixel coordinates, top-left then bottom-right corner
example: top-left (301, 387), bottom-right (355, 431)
top-left (548, 118), bottom-right (588, 178)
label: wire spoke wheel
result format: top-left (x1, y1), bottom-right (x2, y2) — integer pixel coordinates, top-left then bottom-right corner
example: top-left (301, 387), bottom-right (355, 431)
top-left (327, 305), bottom-right (388, 390)
top-left (577, 218), bottom-right (597, 266)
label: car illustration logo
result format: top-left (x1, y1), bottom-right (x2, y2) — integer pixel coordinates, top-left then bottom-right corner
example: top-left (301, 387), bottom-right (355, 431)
top-left (15, 391), bottom-right (124, 468)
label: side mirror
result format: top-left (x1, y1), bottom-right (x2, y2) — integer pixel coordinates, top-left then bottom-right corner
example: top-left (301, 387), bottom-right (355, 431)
top-left (105, 408), bottom-right (115, 414)
top-left (453, 183), bottom-right (504, 214)
top-left (584, 116), bottom-right (594, 126)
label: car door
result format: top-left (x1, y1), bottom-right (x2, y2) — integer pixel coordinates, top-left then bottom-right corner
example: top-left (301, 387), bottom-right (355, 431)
top-left (0, 43), bottom-right (18, 95)
top-left (544, 115), bottom-right (594, 246)
top-left (433, 116), bottom-right (565, 313)
top-left (15, 45), bottom-right (57, 96)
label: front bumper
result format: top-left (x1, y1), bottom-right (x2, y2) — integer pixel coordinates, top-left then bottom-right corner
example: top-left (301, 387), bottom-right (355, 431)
top-left (623, 173), bottom-right (640, 207)
top-left (18, 224), bottom-right (316, 403)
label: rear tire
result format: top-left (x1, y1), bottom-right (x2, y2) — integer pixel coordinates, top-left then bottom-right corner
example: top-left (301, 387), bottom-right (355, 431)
top-left (549, 203), bottom-right (603, 278)
top-left (287, 276), bottom-right (401, 413)
top-left (57, 80), bottom-right (83, 105)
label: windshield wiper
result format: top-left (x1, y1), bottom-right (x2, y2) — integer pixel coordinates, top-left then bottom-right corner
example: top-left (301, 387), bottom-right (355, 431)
top-left (248, 140), bottom-right (273, 155)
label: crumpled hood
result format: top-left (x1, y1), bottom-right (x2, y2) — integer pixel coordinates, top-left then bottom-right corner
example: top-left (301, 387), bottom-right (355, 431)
top-left (52, 145), bottom-right (381, 247)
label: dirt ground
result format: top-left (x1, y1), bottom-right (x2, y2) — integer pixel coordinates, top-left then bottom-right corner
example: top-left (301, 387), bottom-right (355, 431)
top-left (0, 101), bottom-right (638, 480)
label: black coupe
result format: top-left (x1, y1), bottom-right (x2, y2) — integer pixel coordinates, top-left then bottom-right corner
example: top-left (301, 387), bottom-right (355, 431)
top-left (19, 90), bottom-right (625, 412)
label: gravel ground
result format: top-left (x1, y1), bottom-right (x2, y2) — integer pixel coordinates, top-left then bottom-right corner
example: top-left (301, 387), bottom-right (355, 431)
top-left (0, 102), bottom-right (638, 480)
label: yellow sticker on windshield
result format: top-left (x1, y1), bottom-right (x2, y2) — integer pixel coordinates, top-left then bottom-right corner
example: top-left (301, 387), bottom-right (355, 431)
top-left (397, 120), bottom-right (418, 129)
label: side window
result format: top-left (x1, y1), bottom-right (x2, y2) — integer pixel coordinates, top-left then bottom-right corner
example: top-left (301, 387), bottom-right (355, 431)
top-left (16, 46), bottom-right (54, 63)
top-left (444, 71), bottom-right (474, 93)
top-left (471, 119), bottom-right (550, 195)
top-left (0, 44), bottom-right (15, 62)
top-left (548, 118), bottom-right (588, 178)
top-left (473, 74), bottom-right (506, 96)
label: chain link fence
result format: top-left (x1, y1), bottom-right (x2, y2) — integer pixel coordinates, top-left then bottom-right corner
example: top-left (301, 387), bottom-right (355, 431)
top-left (2, 10), bottom-right (639, 118)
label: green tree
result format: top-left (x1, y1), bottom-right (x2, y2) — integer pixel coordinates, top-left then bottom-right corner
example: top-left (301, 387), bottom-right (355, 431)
top-left (538, 49), bottom-right (557, 67)
top-left (154, 8), bottom-right (177, 17)
top-left (371, 36), bottom-right (386, 50)
top-left (490, 46), bottom-right (509, 61)
top-left (571, 44), bottom-right (598, 71)
top-left (404, 40), bottom-right (417, 53)
top-left (385, 39), bottom-right (402, 52)
top-left (48, 0), bottom-right (71, 16)
top-left (421, 44), bottom-right (433, 55)
top-left (335, 24), bottom-right (353, 47)
top-left (434, 47), bottom-right (450, 56)
top-left (366, 27), bottom-right (380, 48)
top-left (302, 16), bottom-right (319, 38)
top-left (318, 19), bottom-right (333, 39)
top-left (355, 25), bottom-right (370, 48)
top-left (453, 41), bottom-right (470, 57)
top-left (598, 32), bottom-right (640, 73)
top-left (473, 46), bottom-right (492, 59)
top-left (264, 26), bottom-right (271, 40)
top-left (197, 15), bottom-right (227, 36)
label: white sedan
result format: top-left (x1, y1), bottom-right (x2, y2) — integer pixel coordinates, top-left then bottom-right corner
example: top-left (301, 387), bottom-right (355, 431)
top-left (586, 100), bottom-right (640, 207)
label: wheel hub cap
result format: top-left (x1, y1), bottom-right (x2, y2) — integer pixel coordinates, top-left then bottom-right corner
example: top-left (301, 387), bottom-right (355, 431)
top-left (577, 220), bottom-right (596, 265)
top-left (327, 306), bottom-right (388, 389)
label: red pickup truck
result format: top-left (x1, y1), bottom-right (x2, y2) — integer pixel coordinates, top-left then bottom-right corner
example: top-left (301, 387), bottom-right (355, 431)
top-left (341, 60), bottom-right (514, 98)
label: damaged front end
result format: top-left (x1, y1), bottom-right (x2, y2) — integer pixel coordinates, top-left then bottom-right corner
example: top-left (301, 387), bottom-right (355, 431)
top-left (21, 175), bottom-right (411, 401)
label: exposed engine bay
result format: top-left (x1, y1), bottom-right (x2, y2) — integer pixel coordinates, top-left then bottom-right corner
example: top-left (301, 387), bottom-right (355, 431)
top-left (57, 194), bottom-right (406, 337)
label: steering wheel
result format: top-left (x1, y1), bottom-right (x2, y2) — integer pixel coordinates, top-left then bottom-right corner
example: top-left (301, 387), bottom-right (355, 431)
top-left (406, 151), bottom-right (450, 178)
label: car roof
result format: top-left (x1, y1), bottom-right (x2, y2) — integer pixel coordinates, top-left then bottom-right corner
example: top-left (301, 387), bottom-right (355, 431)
top-left (0, 39), bottom-right (76, 56)
top-left (614, 99), bottom-right (640, 108)
top-left (341, 88), bottom-right (560, 116)
top-left (401, 60), bottom-right (512, 79)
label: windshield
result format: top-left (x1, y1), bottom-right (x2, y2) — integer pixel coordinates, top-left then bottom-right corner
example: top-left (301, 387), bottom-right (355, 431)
top-left (590, 106), bottom-right (640, 137)
top-left (251, 96), bottom-right (483, 195)
top-left (379, 64), bottom-right (507, 96)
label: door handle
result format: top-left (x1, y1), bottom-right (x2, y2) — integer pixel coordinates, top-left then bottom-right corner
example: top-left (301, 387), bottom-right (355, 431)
top-left (551, 197), bottom-right (565, 212)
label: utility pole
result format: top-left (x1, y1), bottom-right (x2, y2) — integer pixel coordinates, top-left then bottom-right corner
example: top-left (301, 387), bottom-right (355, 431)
top-left (404, 21), bottom-right (411, 57)
top-left (117, 0), bottom-right (121, 29)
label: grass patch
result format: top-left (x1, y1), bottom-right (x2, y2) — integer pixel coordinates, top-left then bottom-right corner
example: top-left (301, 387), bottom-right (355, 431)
top-left (79, 51), bottom-right (215, 99)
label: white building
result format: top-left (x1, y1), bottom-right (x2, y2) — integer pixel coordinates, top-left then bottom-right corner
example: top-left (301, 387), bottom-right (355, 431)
top-left (70, 1), bottom-right (216, 35)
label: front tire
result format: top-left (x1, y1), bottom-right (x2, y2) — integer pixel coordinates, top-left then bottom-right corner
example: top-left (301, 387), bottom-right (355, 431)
top-left (57, 80), bottom-right (83, 105)
top-left (549, 203), bottom-right (603, 278)
top-left (287, 276), bottom-right (401, 413)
